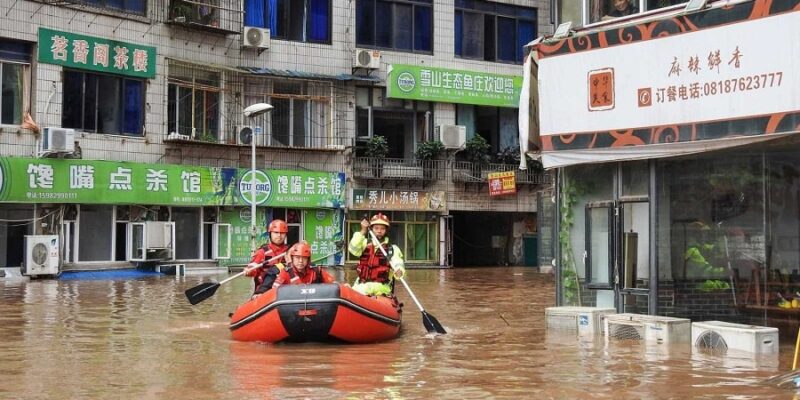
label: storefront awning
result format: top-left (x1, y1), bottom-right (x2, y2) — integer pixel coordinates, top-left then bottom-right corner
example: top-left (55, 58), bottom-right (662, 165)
top-left (238, 67), bottom-right (382, 83)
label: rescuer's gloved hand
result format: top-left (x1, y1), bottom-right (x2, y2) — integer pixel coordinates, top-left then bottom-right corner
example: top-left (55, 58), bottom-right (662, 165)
top-left (244, 263), bottom-right (261, 277)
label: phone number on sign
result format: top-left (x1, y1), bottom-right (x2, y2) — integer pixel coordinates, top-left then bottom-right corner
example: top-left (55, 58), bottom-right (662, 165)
top-left (26, 192), bottom-right (78, 200)
top-left (703, 72), bottom-right (783, 96)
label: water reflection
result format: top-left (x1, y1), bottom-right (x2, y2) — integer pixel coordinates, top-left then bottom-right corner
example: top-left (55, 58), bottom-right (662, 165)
top-left (0, 268), bottom-right (797, 399)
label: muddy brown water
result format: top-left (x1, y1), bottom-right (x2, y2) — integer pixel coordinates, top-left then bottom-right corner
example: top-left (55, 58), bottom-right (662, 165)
top-left (0, 267), bottom-right (797, 399)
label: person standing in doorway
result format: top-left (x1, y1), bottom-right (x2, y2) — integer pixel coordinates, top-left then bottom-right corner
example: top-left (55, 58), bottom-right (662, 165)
top-left (348, 213), bottom-right (405, 296)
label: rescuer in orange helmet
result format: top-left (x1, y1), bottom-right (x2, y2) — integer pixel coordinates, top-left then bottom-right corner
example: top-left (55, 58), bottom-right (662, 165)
top-left (244, 219), bottom-right (289, 293)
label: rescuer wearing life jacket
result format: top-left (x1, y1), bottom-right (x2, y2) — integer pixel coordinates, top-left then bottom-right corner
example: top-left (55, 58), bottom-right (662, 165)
top-left (244, 219), bottom-right (290, 293)
top-left (348, 213), bottom-right (405, 296)
top-left (253, 241), bottom-right (335, 296)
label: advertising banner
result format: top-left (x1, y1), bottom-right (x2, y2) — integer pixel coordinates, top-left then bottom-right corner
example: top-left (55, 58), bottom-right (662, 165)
top-left (387, 64), bottom-right (522, 108)
top-left (38, 27), bottom-right (156, 79)
top-left (351, 189), bottom-right (445, 211)
top-left (0, 157), bottom-right (345, 208)
top-left (488, 171), bottom-right (516, 197)
top-left (303, 209), bottom-right (344, 265)
top-left (538, 12), bottom-right (799, 137)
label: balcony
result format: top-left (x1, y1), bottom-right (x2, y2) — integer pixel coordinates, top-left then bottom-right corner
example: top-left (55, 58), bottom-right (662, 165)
top-left (166, 0), bottom-right (241, 34)
top-left (451, 161), bottom-right (552, 185)
top-left (353, 158), bottom-right (446, 182)
top-left (164, 131), bottom-right (352, 151)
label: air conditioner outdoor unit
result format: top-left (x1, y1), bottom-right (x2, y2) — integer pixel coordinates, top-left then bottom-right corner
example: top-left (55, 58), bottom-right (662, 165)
top-left (545, 306), bottom-right (616, 336)
top-left (604, 313), bottom-right (691, 344)
top-left (353, 49), bottom-right (381, 69)
top-left (692, 321), bottom-right (779, 354)
top-left (22, 235), bottom-right (60, 277)
top-left (435, 125), bottom-right (466, 149)
top-left (242, 26), bottom-right (270, 49)
top-left (236, 125), bottom-right (256, 145)
top-left (39, 127), bottom-right (75, 154)
top-left (145, 221), bottom-right (173, 249)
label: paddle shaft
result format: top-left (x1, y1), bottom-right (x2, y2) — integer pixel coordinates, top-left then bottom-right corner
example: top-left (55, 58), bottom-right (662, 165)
top-left (367, 229), bottom-right (427, 313)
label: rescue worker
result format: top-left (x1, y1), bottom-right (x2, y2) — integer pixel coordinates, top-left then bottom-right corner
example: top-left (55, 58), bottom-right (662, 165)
top-left (253, 241), bottom-right (335, 296)
top-left (244, 219), bottom-right (290, 293)
top-left (348, 213), bottom-right (405, 296)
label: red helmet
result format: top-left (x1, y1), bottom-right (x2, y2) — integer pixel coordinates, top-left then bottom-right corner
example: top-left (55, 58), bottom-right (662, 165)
top-left (290, 242), bottom-right (311, 258)
top-left (370, 213), bottom-right (390, 227)
top-left (268, 219), bottom-right (288, 233)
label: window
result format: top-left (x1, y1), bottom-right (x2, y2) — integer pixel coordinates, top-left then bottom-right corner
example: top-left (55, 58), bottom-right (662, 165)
top-left (0, 40), bottom-right (31, 126)
top-left (456, 104), bottom-right (518, 154)
top-left (73, 0), bottom-right (146, 15)
top-left (356, 87), bottom-right (432, 159)
top-left (167, 64), bottom-right (221, 141)
top-left (454, 0), bottom-right (536, 63)
top-left (577, 0), bottom-right (681, 25)
top-left (62, 70), bottom-right (144, 136)
top-left (356, 0), bottom-right (432, 53)
top-left (244, 0), bottom-right (331, 43)
top-left (267, 80), bottom-right (330, 148)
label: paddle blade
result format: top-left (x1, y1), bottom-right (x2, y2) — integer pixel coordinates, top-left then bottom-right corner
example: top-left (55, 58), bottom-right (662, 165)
top-left (185, 282), bottom-right (220, 305)
top-left (421, 311), bottom-right (447, 334)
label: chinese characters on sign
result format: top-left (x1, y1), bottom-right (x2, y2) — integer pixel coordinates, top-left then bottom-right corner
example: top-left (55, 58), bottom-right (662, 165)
top-left (38, 27), bottom-right (156, 79)
top-left (388, 64), bottom-right (522, 108)
top-left (488, 171), bottom-right (516, 197)
top-left (639, 45), bottom-right (782, 108)
top-left (588, 68), bottom-right (614, 111)
top-left (351, 189), bottom-right (446, 211)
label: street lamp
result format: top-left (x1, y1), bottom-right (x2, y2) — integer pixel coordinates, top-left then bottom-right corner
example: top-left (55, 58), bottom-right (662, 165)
top-left (243, 103), bottom-right (273, 252)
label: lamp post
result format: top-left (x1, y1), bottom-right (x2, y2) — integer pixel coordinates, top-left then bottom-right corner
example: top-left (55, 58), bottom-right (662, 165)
top-left (243, 103), bottom-right (273, 252)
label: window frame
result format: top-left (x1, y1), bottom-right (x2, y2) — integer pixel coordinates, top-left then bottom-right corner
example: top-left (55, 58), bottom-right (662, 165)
top-left (454, 0), bottom-right (537, 64)
top-left (167, 67), bottom-right (222, 141)
top-left (73, 0), bottom-right (147, 16)
top-left (62, 69), bottom-right (145, 136)
top-left (356, 0), bottom-right (434, 54)
top-left (0, 60), bottom-right (31, 127)
top-left (245, 0), bottom-right (332, 44)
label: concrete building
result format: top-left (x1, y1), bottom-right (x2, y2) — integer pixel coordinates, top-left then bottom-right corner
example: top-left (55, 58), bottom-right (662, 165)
top-left (0, 0), bottom-right (552, 273)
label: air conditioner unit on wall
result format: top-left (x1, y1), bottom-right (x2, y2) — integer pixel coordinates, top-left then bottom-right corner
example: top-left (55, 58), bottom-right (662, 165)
top-left (353, 49), bottom-right (381, 69)
top-left (39, 127), bottom-right (75, 154)
top-left (545, 306), bottom-right (617, 336)
top-left (692, 321), bottom-right (779, 354)
top-left (145, 221), bottom-right (173, 249)
top-left (22, 235), bottom-right (60, 277)
top-left (604, 313), bottom-right (691, 345)
top-left (236, 125), bottom-right (255, 145)
top-left (435, 125), bottom-right (466, 149)
top-left (242, 26), bottom-right (270, 49)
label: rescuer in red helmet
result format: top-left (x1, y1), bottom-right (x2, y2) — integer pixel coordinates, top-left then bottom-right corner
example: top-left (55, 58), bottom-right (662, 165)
top-left (253, 241), bottom-right (335, 296)
top-left (244, 219), bottom-right (290, 293)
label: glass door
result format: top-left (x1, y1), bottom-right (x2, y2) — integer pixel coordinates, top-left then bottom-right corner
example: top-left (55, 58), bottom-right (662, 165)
top-left (128, 222), bottom-right (146, 261)
top-left (213, 223), bottom-right (231, 260)
top-left (618, 199), bottom-right (650, 314)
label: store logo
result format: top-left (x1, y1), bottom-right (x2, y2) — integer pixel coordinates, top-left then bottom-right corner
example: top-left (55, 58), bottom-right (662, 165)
top-left (239, 170), bottom-right (271, 205)
top-left (239, 208), bottom-right (252, 223)
top-left (316, 210), bottom-right (327, 220)
top-left (638, 87), bottom-right (652, 107)
top-left (397, 72), bottom-right (416, 93)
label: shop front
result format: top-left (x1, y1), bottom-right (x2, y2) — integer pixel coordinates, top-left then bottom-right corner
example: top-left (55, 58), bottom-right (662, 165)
top-left (529, 1), bottom-right (800, 331)
top-left (0, 157), bottom-right (345, 269)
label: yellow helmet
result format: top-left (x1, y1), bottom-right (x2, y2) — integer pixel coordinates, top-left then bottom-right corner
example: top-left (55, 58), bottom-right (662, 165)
top-left (370, 213), bottom-right (390, 227)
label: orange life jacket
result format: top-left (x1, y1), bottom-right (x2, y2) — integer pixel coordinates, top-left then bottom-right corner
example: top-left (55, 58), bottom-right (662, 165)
top-left (357, 241), bottom-right (392, 284)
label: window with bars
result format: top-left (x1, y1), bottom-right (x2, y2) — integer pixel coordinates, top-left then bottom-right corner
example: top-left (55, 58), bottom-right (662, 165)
top-left (167, 64), bottom-right (221, 141)
top-left (244, 0), bottom-right (332, 44)
top-left (454, 0), bottom-right (536, 64)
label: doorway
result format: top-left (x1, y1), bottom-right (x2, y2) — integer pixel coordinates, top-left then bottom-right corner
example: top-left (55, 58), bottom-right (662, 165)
top-left (0, 205), bottom-right (34, 268)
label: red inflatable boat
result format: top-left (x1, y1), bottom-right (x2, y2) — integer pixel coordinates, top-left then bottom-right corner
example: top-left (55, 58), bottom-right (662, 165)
top-left (229, 283), bottom-right (402, 343)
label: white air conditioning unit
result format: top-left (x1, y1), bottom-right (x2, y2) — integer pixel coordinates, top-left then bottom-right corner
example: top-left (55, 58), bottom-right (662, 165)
top-left (692, 321), bottom-right (779, 354)
top-left (22, 235), bottom-right (60, 277)
top-left (145, 221), bottom-right (173, 249)
top-left (353, 49), bottom-right (381, 69)
top-left (604, 313), bottom-right (691, 345)
top-left (39, 127), bottom-right (75, 154)
top-left (545, 306), bottom-right (616, 336)
top-left (242, 26), bottom-right (270, 49)
top-left (236, 125), bottom-right (255, 145)
top-left (435, 125), bottom-right (466, 149)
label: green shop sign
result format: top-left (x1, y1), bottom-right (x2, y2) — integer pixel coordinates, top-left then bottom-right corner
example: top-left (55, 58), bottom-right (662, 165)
top-left (387, 64), bottom-right (522, 108)
top-left (0, 157), bottom-right (345, 208)
top-left (38, 27), bottom-right (156, 79)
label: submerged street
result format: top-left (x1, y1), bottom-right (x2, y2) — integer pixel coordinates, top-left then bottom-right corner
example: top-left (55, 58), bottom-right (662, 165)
top-left (0, 267), bottom-right (795, 399)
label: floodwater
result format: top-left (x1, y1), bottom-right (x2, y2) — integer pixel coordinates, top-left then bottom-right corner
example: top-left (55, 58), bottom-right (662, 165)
top-left (0, 267), bottom-right (797, 399)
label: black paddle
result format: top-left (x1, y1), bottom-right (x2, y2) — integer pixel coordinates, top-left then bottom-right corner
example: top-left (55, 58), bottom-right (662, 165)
top-left (185, 252), bottom-right (286, 305)
top-left (368, 229), bottom-right (447, 334)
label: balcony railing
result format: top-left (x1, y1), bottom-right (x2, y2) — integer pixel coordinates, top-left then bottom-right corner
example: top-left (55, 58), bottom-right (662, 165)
top-left (166, 0), bottom-right (241, 34)
top-left (353, 158), bottom-right (447, 181)
top-left (452, 161), bottom-right (551, 185)
top-left (165, 131), bottom-right (352, 150)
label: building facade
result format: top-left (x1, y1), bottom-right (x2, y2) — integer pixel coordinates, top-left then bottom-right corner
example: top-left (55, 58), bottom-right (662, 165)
top-left (530, 0), bottom-right (800, 333)
top-left (0, 0), bottom-right (552, 271)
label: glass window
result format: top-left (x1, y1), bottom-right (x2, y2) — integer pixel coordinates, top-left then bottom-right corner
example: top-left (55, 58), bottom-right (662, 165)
top-left (78, 205), bottom-right (113, 261)
top-left (0, 40), bottom-right (31, 126)
top-left (167, 64), bottom-right (220, 141)
top-left (244, 0), bottom-right (331, 43)
top-left (62, 70), bottom-right (144, 136)
top-left (73, 0), bottom-right (146, 15)
top-left (356, 0), bottom-right (433, 53)
top-left (455, 0), bottom-right (536, 64)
